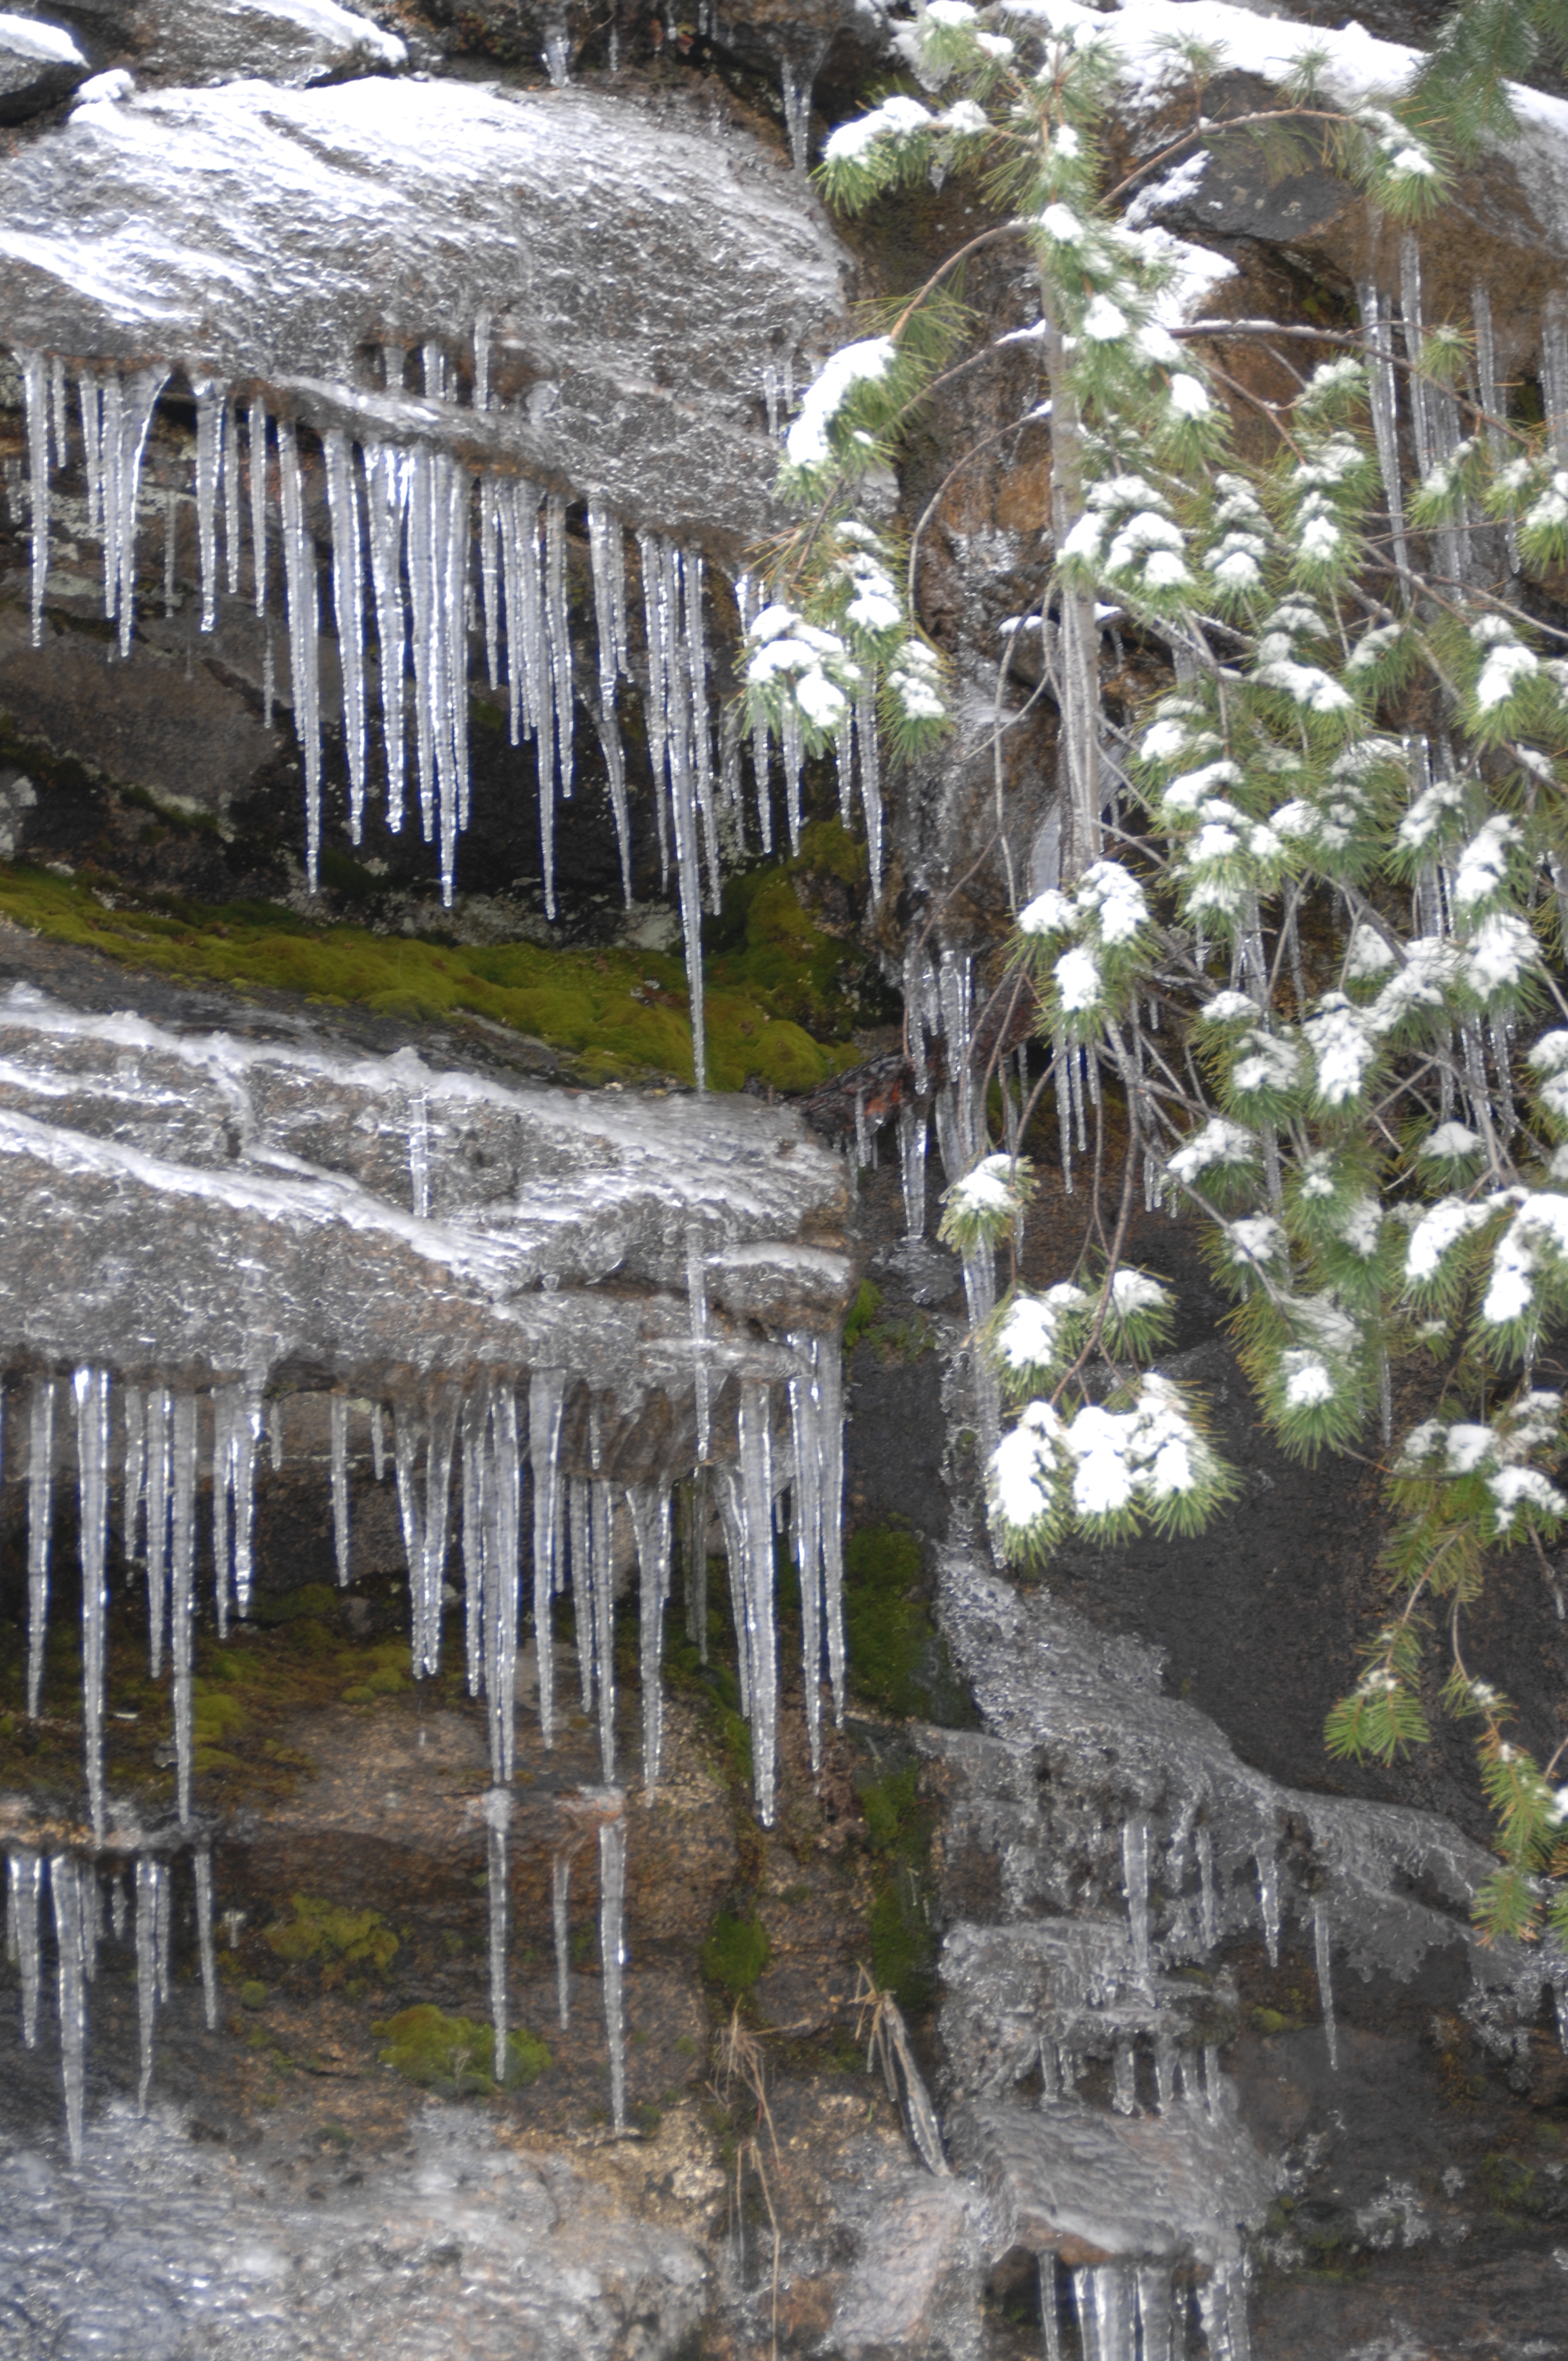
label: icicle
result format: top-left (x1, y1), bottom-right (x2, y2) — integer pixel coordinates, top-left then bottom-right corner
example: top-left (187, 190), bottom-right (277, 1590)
top-left (194, 1847), bottom-right (218, 2032)
top-left (1254, 1850), bottom-right (1281, 1970)
top-left (591, 1481), bottom-right (617, 1779)
top-left (781, 700), bottom-right (804, 856)
top-left (231, 1392), bottom-right (260, 1620)
top-left (686, 1223), bottom-right (712, 1461)
top-left (421, 343), bottom-right (448, 402)
top-left (51, 1854), bottom-right (85, 2164)
top-left (553, 1848), bottom-right (573, 2027)
top-left (478, 476), bottom-right (502, 690)
top-left (627, 1487), bottom-right (672, 1795)
top-left (416, 1392), bottom-right (459, 1678)
top-left (599, 1806), bottom-right (628, 2134)
top-left (122, 1383), bottom-right (145, 1573)
top-left (145, 1385), bottom-right (171, 1676)
top-left (19, 350), bottom-right (50, 648)
top-left (1313, 1898), bottom-right (1338, 2071)
top-left (683, 550), bottom-right (722, 913)
top-left (1196, 1824), bottom-right (1217, 1951)
top-left (684, 1470), bottom-right (710, 1666)
top-left (484, 1788), bottom-right (512, 2084)
top-left (171, 1393), bottom-right (199, 1825)
top-left (529, 1371), bottom-right (566, 1747)
top-left (48, 354), bottom-right (67, 474)
top-left (895, 1100), bottom-right (927, 1240)
top-left (544, 493), bottom-right (574, 802)
top-left (650, 540), bottom-right (709, 1089)
top-left (135, 1854), bottom-right (161, 2111)
top-left (10, 1850), bottom-right (42, 2048)
top-left (324, 430), bottom-right (368, 843)
top-left (789, 1347), bottom-right (825, 1778)
top-left (1136, 2268), bottom-right (1173, 2361)
top-left (193, 380), bottom-right (224, 633)
top-left (364, 443), bottom-right (409, 834)
top-left (276, 419), bottom-right (324, 888)
top-left (568, 1476), bottom-right (594, 1709)
top-left (80, 372), bottom-right (104, 537)
top-left (857, 681), bottom-right (883, 903)
top-left (1358, 282), bottom-right (1410, 576)
top-left (26, 1376), bottom-right (56, 1721)
top-left (587, 499), bottom-right (633, 903)
top-left (462, 1393), bottom-right (488, 1701)
top-left (372, 1402), bottom-right (386, 1482)
top-left (74, 1367), bottom-right (111, 1843)
top-left (110, 1871), bottom-right (128, 1944)
top-left (1122, 1819), bottom-right (1151, 1986)
top-left (247, 401), bottom-right (269, 618)
top-left (211, 1387), bottom-right (233, 1641)
top-left (106, 368), bottom-right (168, 659)
top-left (223, 396), bottom-right (243, 598)
top-left (779, 58), bottom-right (814, 172)
top-left (488, 1386), bottom-right (522, 1784)
top-left (1153, 2028), bottom-right (1177, 2112)
top-left (1040, 2254), bottom-right (1063, 2361)
top-left (393, 1403), bottom-right (427, 1665)
top-left (438, 461), bottom-right (473, 888)
top-left (1197, 2263), bottom-right (1248, 2361)
top-left (738, 1380), bottom-right (779, 1826)
top-left (713, 1466), bottom-right (752, 1719)
top-left (330, 1393), bottom-right (351, 1585)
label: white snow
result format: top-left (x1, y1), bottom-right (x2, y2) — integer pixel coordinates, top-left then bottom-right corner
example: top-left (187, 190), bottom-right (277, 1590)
top-left (785, 337), bottom-right (896, 468)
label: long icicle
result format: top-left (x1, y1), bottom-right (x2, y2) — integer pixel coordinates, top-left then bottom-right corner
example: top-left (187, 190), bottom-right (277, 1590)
top-left (528, 1370), bottom-right (566, 1747)
top-left (599, 1806), bottom-right (628, 2134)
top-left (51, 1854), bottom-right (85, 2164)
top-left (26, 1375), bottom-right (56, 1721)
top-left (193, 379), bottom-right (225, 634)
top-left (490, 1383), bottom-right (522, 1784)
top-left (74, 1366), bottom-right (111, 1843)
top-left (627, 1486), bottom-right (672, 1796)
top-left (324, 430), bottom-right (369, 842)
top-left (364, 442), bottom-right (409, 833)
top-left (277, 419), bottom-right (324, 889)
top-left (19, 350), bottom-right (50, 649)
top-left (171, 1393), bottom-right (199, 1826)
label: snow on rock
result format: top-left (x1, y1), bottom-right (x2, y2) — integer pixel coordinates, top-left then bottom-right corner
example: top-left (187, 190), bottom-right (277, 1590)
top-left (0, 74), bottom-right (851, 547)
top-left (0, 10), bottom-right (87, 122)
top-left (128, 0), bottom-right (407, 88)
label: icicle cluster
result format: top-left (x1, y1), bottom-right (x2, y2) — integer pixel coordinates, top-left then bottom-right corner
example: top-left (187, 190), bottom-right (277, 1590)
top-left (0, 1337), bottom-right (846, 2156)
top-left (3, 1843), bottom-right (218, 2163)
top-left (9, 347), bottom-right (893, 1095)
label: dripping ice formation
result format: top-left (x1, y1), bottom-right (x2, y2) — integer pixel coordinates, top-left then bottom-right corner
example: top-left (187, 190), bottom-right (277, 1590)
top-left (0, 979), bottom-right (852, 2150)
top-left (0, 75), bottom-right (866, 1081)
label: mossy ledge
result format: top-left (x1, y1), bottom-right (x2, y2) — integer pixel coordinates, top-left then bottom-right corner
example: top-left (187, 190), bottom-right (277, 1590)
top-left (0, 819), bottom-right (889, 1094)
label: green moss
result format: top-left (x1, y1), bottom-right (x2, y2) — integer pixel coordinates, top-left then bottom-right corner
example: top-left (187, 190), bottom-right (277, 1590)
top-left (844, 1523), bottom-right (938, 1719)
top-left (0, 857), bottom-right (870, 1093)
top-left (700, 1909), bottom-right (771, 1996)
top-left (844, 1281), bottom-right (883, 1353)
top-left (264, 1894), bottom-right (399, 1977)
top-left (190, 1684), bottom-right (250, 1745)
top-left (247, 1584), bottom-right (340, 1628)
top-left (373, 2004), bottom-right (550, 2095)
top-left (868, 1879), bottom-right (935, 2014)
top-left (239, 1980), bottom-right (268, 2010)
top-left (862, 1762), bottom-right (921, 1856)
top-left (1250, 2006), bottom-right (1298, 2036)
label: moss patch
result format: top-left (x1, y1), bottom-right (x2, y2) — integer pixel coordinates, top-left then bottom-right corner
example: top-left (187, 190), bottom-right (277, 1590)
top-left (700, 1908), bottom-right (771, 1996)
top-left (373, 2003), bottom-right (550, 2096)
top-left (843, 1522), bottom-right (939, 1720)
top-left (0, 842), bottom-right (875, 1093)
top-left (264, 1894), bottom-right (400, 1982)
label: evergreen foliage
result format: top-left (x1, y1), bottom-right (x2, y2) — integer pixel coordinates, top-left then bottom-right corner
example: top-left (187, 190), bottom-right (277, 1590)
top-left (748, 0), bottom-right (1568, 1946)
